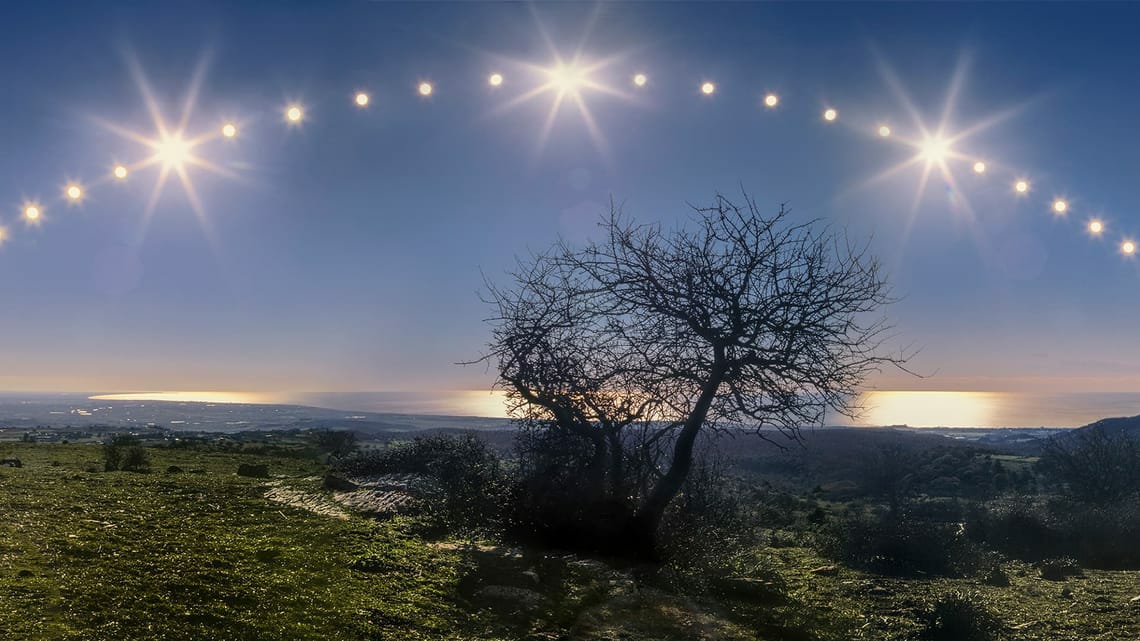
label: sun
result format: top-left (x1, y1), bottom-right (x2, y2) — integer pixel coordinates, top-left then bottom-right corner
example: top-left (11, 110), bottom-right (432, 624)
top-left (92, 53), bottom-right (239, 247)
top-left (153, 133), bottom-right (192, 170)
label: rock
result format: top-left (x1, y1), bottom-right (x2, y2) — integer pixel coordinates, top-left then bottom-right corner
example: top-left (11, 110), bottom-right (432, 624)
top-left (322, 474), bottom-right (358, 492)
top-left (810, 565), bottom-right (839, 577)
top-left (16, 569), bottom-right (34, 578)
top-left (165, 465), bottom-right (183, 474)
top-left (521, 569), bottom-right (541, 586)
top-left (473, 585), bottom-right (544, 613)
top-left (1037, 558), bottom-right (1082, 581)
top-left (1, 458), bottom-right (22, 468)
top-left (867, 586), bottom-right (891, 596)
top-left (236, 463), bottom-right (269, 478)
top-left (983, 567), bottom-right (1011, 587)
top-left (254, 549), bottom-right (282, 562)
top-left (1060, 587), bottom-right (1073, 599)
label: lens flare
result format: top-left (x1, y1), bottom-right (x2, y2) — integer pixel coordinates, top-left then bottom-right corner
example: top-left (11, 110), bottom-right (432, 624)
top-left (1123, 241), bottom-right (1136, 255)
top-left (354, 92), bottom-right (370, 107)
top-left (154, 133), bottom-right (192, 169)
top-left (1052, 199), bottom-right (1068, 214)
top-left (823, 108), bottom-right (837, 122)
top-left (701, 81), bottom-right (716, 95)
top-left (221, 122), bottom-right (237, 138)
top-left (1015, 180), bottom-right (1030, 194)
top-left (0, 225), bottom-right (7, 245)
top-left (1088, 220), bottom-right (1104, 235)
top-left (65, 184), bottom-right (83, 202)
top-left (285, 105), bottom-right (303, 123)
top-left (488, 73), bottom-right (503, 87)
top-left (547, 64), bottom-right (587, 95)
top-left (764, 93), bottom-right (779, 108)
top-left (633, 73), bottom-right (647, 87)
top-left (973, 161), bottom-right (986, 174)
top-left (113, 165), bottom-right (129, 180)
top-left (921, 136), bottom-right (949, 162)
top-left (418, 82), bottom-right (433, 96)
top-left (878, 125), bottom-right (891, 137)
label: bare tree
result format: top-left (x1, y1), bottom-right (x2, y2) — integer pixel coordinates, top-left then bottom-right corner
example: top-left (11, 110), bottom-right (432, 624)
top-left (479, 192), bottom-right (906, 557)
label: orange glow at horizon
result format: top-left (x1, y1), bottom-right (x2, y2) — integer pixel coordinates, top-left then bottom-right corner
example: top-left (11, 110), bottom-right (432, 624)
top-left (858, 391), bottom-right (1001, 428)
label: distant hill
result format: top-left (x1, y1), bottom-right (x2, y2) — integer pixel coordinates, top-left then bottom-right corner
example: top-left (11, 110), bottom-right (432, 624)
top-left (1073, 415), bottom-right (1140, 436)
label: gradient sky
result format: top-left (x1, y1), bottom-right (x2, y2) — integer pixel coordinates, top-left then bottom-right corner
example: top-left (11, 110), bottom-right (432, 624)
top-left (2, 2), bottom-right (1140, 407)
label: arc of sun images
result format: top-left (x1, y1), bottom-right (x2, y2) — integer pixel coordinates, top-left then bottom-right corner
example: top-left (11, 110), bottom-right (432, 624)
top-left (2, 34), bottom-right (1136, 266)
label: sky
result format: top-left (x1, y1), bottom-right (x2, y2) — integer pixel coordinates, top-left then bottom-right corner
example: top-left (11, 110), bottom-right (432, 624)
top-left (2, 2), bottom-right (1140, 423)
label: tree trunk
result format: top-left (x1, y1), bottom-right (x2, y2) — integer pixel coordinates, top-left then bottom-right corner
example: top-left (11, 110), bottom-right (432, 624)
top-left (629, 351), bottom-right (726, 559)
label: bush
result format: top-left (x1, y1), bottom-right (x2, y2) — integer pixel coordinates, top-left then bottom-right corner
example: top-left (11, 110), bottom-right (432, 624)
top-left (1038, 425), bottom-right (1140, 504)
top-left (103, 436), bottom-right (150, 473)
top-left (818, 508), bottom-right (992, 577)
top-left (968, 497), bottom-right (1140, 569)
top-left (1037, 557), bottom-right (1082, 581)
top-left (336, 433), bottom-right (509, 535)
top-left (919, 590), bottom-right (1002, 641)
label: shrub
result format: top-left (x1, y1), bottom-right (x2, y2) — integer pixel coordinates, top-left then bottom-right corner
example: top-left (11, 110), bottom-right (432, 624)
top-left (1037, 425), bottom-right (1140, 504)
top-left (1037, 557), bottom-right (1082, 581)
top-left (818, 508), bottom-right (991, 577)
top-left (103, 436), bottom-right (150, 473)
top-left (919, 590), bottom-right (1002, 641)
top-left (336, 433), bottom-right (509, 535)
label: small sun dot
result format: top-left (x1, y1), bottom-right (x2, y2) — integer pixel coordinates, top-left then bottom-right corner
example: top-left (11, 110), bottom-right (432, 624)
top-left (1015, 180), bottom-right (1030, 194)
top-left (973, 161), bottom-right (986, 174)
top-left (1089, 220), bottom-right (1104, 235)
top-left (285, 105), bottom-right (303, 123)
top-left (1053, 199), bottom-right (1068, 214)
top-left (764, 94), bottom-right (779, 108)
top-left (488, 73), bottom-right (503, 87)
top-left (113, 165), bottom-right (128, 180)
top-left (354, 92), bottom-right (370, 107)
top-left (418, 82), bottom-right (433, 96)
top-left (878, 125), bottom-right (891, 137)
top-left (823, 108), bottom-right (837, 122)
top-left (24, 204), bottom-right (41, 221)
top-left (222, 122), bottom-right (237, 137)
top-left (65, 184), bottom-right (82, 201)
top-left (1123, 241), bottom-right (1136, 255)
top-left (701, 81), bottom-right (716, 95)
top-left (633, 73), bottom-right (647, 87)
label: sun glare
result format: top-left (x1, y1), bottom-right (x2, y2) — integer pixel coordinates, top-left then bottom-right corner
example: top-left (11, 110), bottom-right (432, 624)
top-left (1052, 199), bottom-right (1068, 214)
top-left (153, 134), bottom-right (192, 170)
top-left (764, 93), bottom-right (779, 108)
top-left (1088, 219), bottom-right (1104, 235)
top-left (823, 108), bottom-right (837, 122)
top-left (88, 391), bottom-right (271, 405)
top-left (1123, 240), bottom-right (1136, 256)
top-left (488, 73), bottom-right (503, 87)
top-left (418, 81), bottom-right (433, 97)
top-left (112, 164), bottom-right (129, 180)
top-left (878, 125), bottom-right (891, 137)
top-left (861, 391), bottom-right (1000, 428)
top-left (354, 92), bottom-right (370, 107)
top-left (64, 183), bottom-right (84, 202)
top-left (973, 161), bottom-right (986, 174)
top-left (285, 105), bottom-right (304, 123)
top-left (1015, 179), bottom-right (1030, 194)
top-left (633, 73), bottom-right (647, 87)
top-left (547, 63), bottom-right (587, 95)
top-left (921, 136), bottom-right (949, 162)
top-left (221, 122), bottom-right (237, 138)
top-left (701, 81), bottom-right (716, 95)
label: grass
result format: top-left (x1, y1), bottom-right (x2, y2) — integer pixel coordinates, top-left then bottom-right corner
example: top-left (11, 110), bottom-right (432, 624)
top-left (2, 442), bottom-right (1138, 640)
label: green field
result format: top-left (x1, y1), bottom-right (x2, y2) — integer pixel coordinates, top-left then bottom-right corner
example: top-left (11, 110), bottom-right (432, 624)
top-left (2, 442), bottom-right (1137, 640)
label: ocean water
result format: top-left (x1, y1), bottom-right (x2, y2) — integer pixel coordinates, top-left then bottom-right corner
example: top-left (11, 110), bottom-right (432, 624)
top-left (286, 390), bottom-right (1140, 429)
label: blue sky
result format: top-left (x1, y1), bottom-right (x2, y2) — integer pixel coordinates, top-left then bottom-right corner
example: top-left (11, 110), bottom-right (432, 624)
top-left (1, 1), bottom-right (1139, 406)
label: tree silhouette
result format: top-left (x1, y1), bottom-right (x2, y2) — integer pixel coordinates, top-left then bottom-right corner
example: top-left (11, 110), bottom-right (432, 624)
top-left (479, 192), bottom-right (906, 557)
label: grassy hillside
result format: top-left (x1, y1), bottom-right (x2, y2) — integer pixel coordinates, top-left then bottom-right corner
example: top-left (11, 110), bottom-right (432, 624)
top-left (2, 442), bottom-right (1138, 640)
